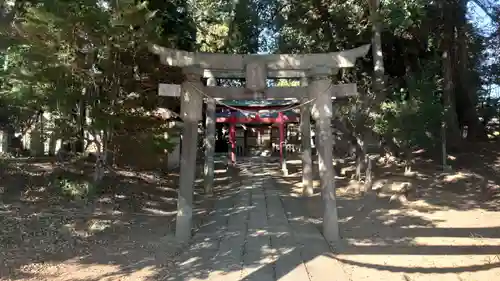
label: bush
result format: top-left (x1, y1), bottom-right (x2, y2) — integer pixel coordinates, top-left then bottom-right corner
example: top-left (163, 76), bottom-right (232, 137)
top-left (373, 65), bottom-right (443, 152)
top-left (51, 178), bottom-right (97, 201)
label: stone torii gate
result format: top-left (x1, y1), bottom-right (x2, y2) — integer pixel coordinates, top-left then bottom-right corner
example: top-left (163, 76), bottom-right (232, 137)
top-left (151, 44), bottom-right (370, 243)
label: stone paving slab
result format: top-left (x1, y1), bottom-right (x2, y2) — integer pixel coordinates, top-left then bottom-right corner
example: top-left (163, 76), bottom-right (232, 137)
top-left (274, 252), bottom-right (310, 281)
top-left (173, 158), bottom-right (349, 280)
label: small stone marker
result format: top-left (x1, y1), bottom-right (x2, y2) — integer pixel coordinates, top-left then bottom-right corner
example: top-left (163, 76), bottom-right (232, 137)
top-left (158, 83), bottom-right (181, 97)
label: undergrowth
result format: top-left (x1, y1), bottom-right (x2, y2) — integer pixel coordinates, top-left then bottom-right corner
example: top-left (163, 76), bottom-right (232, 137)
top-left (50, 178), bottom-right (99, 201)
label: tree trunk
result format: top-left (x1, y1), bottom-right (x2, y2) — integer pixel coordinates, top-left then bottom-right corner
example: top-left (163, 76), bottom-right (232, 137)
top-left (332, 118), bottom-right (364, 177)
top-left (454, 0), bottom-right (486, 140)
top-left (441, 0), bottom-right (462, 160)
top-left (368, 0), bottom-right (385, 98)
top-left (93, 128), bottom-right (109, 184)
top-left (356, 0), bottom-right (385, 186)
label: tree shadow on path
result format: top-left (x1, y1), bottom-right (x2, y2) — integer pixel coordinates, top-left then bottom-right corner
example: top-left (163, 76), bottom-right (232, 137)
top-left (166, 156), bottom-right (500, 280)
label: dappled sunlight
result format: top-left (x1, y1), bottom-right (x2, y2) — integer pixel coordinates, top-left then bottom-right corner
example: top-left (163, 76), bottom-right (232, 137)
top-left (159, 157), bottom-right (343, 280)
top-left (332, 192), bottom-right (500, 279)
top-left (442, 171), bottom-right (475, 183)
top-left (0, 156), bottom-right (238, 281)
top-left (33, 261), bottom-right (159, 281)
top-left (2, 152), bottom-right (500, 280)
top-left (141, 207), bottom-right (177, 216)
top-left (259, 155), bottom-right (500, 280)
top-left (335, 255), bottom-right (500, 276)
top-left (214, 176), bottom-right (231, 182)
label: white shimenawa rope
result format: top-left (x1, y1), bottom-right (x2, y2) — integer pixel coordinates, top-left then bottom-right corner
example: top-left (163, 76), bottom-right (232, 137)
top-left (189, 81), bottom-right (334, 116)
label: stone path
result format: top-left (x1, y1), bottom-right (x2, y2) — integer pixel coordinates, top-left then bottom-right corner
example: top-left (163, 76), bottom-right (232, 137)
top-left (170, 158), bottom-right (349, 281)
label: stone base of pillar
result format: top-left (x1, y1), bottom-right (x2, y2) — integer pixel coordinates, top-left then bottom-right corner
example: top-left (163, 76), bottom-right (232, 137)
top-left (302, 184), bottom-right (314, 197)
top-left (281, 159), bottom-right (288, 175)
top-left (0, 130), bottom-right (8, 154)
top-left (225, 158), bottom-right (236, 173)
top-left (282, 167), bottom-right (289, 176)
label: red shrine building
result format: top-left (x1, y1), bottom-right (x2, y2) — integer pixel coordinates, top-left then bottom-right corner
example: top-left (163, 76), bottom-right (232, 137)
top-left (213, 100), bottom-right (307, 164)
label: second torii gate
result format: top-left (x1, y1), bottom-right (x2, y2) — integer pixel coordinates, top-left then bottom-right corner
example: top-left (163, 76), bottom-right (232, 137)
top-left (215, 101), bottom-right (299, 170)
top-left (151, 44), bottom-right (370, 243)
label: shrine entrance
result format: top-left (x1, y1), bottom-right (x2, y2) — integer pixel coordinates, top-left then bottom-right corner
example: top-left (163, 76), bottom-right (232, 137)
top-left (215, 99), bottom-right (300, 167)
top-left (151, 44), bottom-right (370, 243)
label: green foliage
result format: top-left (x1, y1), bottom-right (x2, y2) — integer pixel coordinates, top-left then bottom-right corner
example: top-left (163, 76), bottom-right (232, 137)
top-left (274, 0), bottom-right (494, 150)
top-left (382, 0), bottom-right (427, 32)
top-left (192, 0), bottom-right (261, 53)
top-left (0, 0), bottom-right (497, 165)
top-left (373, 62), bottom-right (443, 150)
top-left (0, 0), bottom-right (186, 163)
top-left (485, 7), bottom-right (500, 87)
top-left (51, 178), bottom-right (97, 201)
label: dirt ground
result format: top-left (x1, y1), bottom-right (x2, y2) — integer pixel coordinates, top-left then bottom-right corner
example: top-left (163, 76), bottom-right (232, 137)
top-left (0, 157), bottom-right (234, 281)
top-left (1, 141), bottom-right (500, 281)
top-left (281, 141), bottom-right (500, 281)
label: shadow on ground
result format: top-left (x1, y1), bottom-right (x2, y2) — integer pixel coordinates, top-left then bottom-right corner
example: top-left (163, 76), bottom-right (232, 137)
top-left (0, 156), bottom-right (239, 280)
top-left (158, 156), bottom-right (500, 281)
top-left (1, 142), bottom-right (500, 280)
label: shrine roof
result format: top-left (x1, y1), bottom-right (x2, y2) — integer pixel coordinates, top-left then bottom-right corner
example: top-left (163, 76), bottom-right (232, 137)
top-left (216, 110), bottom-right (298, 118)
top-left (217, 99), bottom-right (297, 107)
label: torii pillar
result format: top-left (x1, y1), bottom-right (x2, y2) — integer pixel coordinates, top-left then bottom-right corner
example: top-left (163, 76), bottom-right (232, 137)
top-left (300, 77), bottom-right (314, 196)
top-left (278, 112), bottom-right (288, 175)
top-left (310, 66), bottom-right (339, 242)
top-left (229, 118), bottom-right (236, 166)
top-left (176, 66), bottom-right (203, 242)
top-left (204, 77), bottom-right (217, 195)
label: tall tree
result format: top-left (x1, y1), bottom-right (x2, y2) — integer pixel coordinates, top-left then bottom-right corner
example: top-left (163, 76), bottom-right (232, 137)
top-left (0, 0), bottom-right (193, 174)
